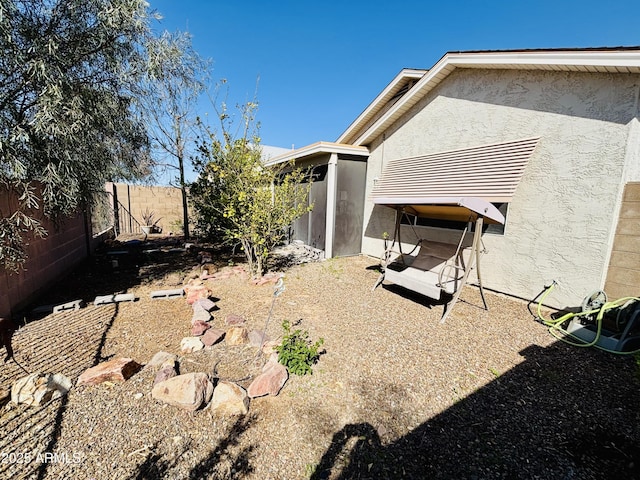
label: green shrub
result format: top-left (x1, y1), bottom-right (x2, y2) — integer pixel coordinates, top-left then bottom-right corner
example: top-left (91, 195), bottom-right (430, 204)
top-left (276, 320), bottom-right (324, 375)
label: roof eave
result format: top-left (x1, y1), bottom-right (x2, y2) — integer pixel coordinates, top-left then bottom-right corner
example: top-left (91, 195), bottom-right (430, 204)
top-left (344, 49), bottom-right (640, 146)
top-left (265, 141), bottom-right (369, 166)
top-left (336, 68), bottom-right (426, 144)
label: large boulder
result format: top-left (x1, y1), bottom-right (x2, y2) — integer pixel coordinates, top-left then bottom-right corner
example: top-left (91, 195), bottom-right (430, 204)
top-left (151, 372), bottom-right (213, 411)
top-left (77, 358), bottom-right (141, 386)
top-left (210, 381), bottom-right (249, 415)
top-left (11, 373), bottom-right (72, 406)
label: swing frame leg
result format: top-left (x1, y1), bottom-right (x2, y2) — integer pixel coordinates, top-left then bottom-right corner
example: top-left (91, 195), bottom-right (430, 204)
top-left (440, 217), bottom-right (486, 323)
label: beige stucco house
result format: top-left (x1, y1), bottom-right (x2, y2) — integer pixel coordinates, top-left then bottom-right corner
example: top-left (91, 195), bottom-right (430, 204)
top-left (268, 48), bottom-right (640, 309)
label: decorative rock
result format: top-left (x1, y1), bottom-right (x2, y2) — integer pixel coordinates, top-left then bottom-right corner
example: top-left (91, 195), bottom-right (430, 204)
top-left (195, 298), bottom-right (217, 312)
top-left (225, 314), bottom-right (246, 326)
top-left (206, 271), bottom-right (234, 281)
top-left (11, 373), bottom-right (72, 406)
top-left (77, 358), bottom-right (141, 386)
top-left (247, 362), bottom-right (288, 398)
top-left (225, 326), bottom-right (249, 346)
top-left (210, 381), bottom-right (249, 415)
top-left (147, 351), bottom-right (177, 369)
top-left (184, 285), bottom-right (212, 305)
top-left (192, 303), bottom-right (211, 323)
top-left (248, 330), bottom-right (268, 348)
top-left (180, 337), bottom-right (204, 353)
top-left (151, 372), bottom-right (213, 411)
top-left (202, 328), bottom-right (226, 347)
top-left (153, 365), bottom-right (177, 385)
top-left (191, 320), bottom-right (211, 336)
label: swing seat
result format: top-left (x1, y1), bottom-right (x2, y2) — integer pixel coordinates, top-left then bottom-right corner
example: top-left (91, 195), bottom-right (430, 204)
top-left (385, 241), bottom-right (464, 299)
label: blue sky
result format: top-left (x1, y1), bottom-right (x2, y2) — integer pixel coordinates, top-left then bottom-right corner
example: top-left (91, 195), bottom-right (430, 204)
top-left (148, 0), bottom-right (640, 153)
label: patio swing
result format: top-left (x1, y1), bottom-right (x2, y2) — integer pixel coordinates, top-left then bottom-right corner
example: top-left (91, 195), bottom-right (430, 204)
top-left (373, 197), bottom-right (505, 323)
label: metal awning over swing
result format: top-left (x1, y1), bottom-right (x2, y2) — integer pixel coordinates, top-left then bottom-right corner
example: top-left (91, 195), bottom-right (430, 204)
top-left (370, 138), bottom-right (538, 322)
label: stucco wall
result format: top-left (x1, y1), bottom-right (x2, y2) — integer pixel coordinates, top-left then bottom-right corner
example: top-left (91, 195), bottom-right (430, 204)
top-left (362, 68), bottom-right (640, 308)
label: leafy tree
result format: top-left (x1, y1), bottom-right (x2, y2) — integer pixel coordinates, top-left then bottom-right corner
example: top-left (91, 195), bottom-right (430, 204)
top-left (140, 30), bottom-right (210, 239)
top-left (0, 0), bottom-right (155, 271)
top-left (191, 99), bottom-right (312, 277)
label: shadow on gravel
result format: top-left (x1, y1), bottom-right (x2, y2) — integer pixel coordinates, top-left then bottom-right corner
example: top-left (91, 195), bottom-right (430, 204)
top-left (129, 415), bottom-right (256, 480)
top-left (0, 304), bottom-right (120, 480)
top-left (311, 342), bottom-right (640, 480)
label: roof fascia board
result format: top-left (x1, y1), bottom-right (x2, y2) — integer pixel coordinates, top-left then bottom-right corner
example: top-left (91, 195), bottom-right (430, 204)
top-left (265, 142), bottom-right (369, 166)
top-left (336, 68), bottom-right (426, 144)
top-left (349, 50), bottom-right (640, 146)
top-left (447, 50), bottom-right (640, 68)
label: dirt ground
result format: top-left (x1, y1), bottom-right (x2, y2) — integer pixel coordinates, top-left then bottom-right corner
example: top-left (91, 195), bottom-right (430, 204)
top-left (1, 234), bottom-right (639, 479)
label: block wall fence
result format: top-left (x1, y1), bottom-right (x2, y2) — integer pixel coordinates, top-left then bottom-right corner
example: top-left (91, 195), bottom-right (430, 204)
top-left (107, 182), bottom-right (185, 235)
top-left (0, 187), bottom-right (91, 318)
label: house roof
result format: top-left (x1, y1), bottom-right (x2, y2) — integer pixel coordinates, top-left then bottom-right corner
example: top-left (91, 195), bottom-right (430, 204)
top-left (337, 47), bottom-right (640, 146)
top-left (264, 141), bottom-right (369, 166)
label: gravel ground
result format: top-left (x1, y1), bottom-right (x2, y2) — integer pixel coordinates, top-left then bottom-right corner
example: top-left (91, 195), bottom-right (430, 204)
top-left (1, 236), bottom-right (639, 479)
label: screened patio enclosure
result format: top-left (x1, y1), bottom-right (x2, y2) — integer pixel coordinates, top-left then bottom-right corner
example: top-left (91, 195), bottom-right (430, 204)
top-left (266, 143), bottom-right (369, 258)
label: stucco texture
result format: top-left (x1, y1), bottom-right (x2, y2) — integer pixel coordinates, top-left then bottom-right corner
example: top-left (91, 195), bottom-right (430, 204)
top-left (362, 68), bottom-right (640, 308)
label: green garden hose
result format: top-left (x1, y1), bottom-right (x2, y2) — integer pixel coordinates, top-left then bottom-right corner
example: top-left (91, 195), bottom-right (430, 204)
top-left (536, 282), bottom-right (640, 355)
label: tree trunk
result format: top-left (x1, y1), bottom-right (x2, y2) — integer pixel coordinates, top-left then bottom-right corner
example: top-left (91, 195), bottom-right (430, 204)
top-left (178, 148), bottom-right (190, 240)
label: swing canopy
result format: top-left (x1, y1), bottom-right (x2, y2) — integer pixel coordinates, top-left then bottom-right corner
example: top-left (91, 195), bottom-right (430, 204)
top-left (372, 196), bottom-right (505, 224)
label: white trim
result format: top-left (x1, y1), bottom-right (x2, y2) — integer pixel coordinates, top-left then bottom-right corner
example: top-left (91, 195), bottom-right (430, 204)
top-left (265, 142), bottom-right (368, 166)
top-left (337, 68), bottom-right (426, 145)
top-left (325, 154), bottom-right (338, 258)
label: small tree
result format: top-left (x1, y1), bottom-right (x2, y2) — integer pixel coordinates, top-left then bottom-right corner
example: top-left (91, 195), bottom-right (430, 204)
top-left (140, 30), bottom-right (210, 239)
top-left (191, 99), bottom-right (312, 277)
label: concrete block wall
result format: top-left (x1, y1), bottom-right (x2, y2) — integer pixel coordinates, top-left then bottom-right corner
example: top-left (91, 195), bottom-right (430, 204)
top-left (1, 186), bottom-right (88, 317)
top-left (109, 183), bottom-right (185, 235)
top-left (605, 182), bottom-right (640, 299)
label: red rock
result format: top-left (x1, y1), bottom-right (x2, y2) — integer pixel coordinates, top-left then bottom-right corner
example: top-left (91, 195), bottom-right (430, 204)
top-left (153, 366), bottom-right (177, 385)
top-left (247, 362), bottom-right (288, 398)
top-left (202, 328), bottom-right (226, 347)
top-left (184, 281), bottom-right (212, 305)
top-left (225, 314), bottom-right (246, 326)
top-left (191, 320), bottom-right (211, 336)
top-left (77, 358), bottom-right (141, 386)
